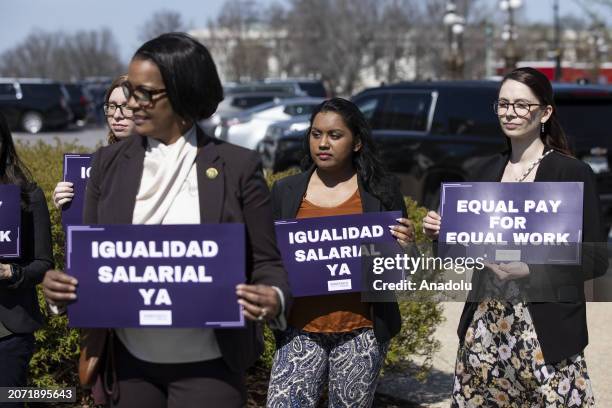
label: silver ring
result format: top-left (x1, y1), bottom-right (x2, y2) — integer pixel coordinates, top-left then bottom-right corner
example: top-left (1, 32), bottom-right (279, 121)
top-left (257, 307), bottom-right (268, 321)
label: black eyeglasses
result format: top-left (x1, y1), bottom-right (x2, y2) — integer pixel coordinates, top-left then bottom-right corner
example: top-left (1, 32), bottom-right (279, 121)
top-left (494, 100), bottom-right (545, 117)
top-left (121, 81), bottom-right (167, 107)
top-left (103, 103), bottom-right (134, 118)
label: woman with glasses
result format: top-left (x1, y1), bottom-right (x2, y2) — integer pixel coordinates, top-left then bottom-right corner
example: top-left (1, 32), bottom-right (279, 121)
top-left (52, 74), bottom-right (136, 209)
top-left (41, 32), bottom-right (290, 408)
top-left (423, 67), bottom-right (606, 407)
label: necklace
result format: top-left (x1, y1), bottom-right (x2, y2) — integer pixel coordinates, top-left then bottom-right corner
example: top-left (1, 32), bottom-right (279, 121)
top-left (515, 149), bottom-right (552, 182)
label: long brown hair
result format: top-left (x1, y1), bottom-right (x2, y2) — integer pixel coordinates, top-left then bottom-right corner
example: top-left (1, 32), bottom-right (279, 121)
top-left (501, 67), bottom-right (572, 156)
top-left (104, 74), bottom-right (128, 144)
top-left (0, 112), bottom-right (35, 206)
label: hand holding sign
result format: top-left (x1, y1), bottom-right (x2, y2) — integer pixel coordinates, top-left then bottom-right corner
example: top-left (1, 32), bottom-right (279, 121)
top-left (42, 269), bottom-right (78, 305)
top-left (389, 217), bottom-right (415, 248)
top-left (484, 262), bottom-right (530, 282)
top-left (422, 211), bottom-right (441, 240)
top-left (0, 264), bottom-right (12, 280)
top-left (236, 284), bottom-right (280, 322)
top-left (52, 181), bottom-right (74, 209)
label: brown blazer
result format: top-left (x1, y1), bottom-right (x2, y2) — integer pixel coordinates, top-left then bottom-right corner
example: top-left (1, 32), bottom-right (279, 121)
top-left (83, 126), bottom-right (291, 373)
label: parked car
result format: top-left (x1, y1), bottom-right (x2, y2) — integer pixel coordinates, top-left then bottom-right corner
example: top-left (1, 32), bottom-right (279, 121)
top-left (64, 83), bottom-right (93, 126)
top-left (262, 78), bottom-right (330, 98)
top-left (201, 91), bottom-right (295, 136)
top-left (260, 115), bottom-right (310, 171)
top-left (219, 97), bottom-right (323, 150)
top-left (0, 78), bottom-right (73, 133)
top-left (268, 81), bottom-right (612, 227)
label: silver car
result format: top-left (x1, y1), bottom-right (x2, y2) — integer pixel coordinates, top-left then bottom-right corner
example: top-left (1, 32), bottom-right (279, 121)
top-left (220, 97), bottom-right (323, 150)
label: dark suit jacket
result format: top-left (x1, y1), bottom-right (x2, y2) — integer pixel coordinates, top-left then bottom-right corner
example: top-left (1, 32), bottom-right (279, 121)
top-left (270, 167), bottom-right (406, 344)
top-left (0, 186), bottom-right (54, 333)
top-left (84, 127), bottom-right (291, 373)
top-left (457, 149), bottom-right (608, 364)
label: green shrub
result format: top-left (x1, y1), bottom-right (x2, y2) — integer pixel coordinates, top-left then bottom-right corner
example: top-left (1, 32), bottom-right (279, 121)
top-left (383, 198), bottom-right (444, 380)
top-left (17, 139), bottom-right (92, 391)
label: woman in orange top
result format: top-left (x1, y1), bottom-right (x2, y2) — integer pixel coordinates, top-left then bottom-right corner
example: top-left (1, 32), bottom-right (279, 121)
top-left (267, 98), bottom-right (413, 407)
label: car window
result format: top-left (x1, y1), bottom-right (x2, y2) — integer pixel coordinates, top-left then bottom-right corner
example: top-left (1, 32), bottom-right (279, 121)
top-left (432, 88), bottom-right (501, 136)
top-left (353, 95), bottom-right (384, 129)
top-left (377, 92), bottom-right (432, 131)
top-left (555, 97), bottom-right (612, 152)
top-left (21, 84), bottom-right (63, 99)
top-left (283, 104), bottom-right (317, 116)
top-left (297, 82), bottom-right (327, 97)
top-left (0, 83), bottom-right (16, 99)
top-left (65, 84), bottom-right (83, 100)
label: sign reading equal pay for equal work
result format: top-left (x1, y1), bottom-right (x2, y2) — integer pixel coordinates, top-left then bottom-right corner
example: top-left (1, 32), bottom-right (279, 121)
top-left (275, 211), bottom-right (401, 297)
top-left (66, 224), bottom-right (245, 328)
top-left (439, 182), bottom-right (583, 264)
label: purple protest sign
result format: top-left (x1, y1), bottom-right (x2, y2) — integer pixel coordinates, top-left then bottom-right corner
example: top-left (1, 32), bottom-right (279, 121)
top-left (275, 211), bottom-right (401, 297)
top-left (62, 154), bottom-right (92, 227)
top-left (439, 182), bottom-right (583, 264)
top-left (66, 223), bottom-right (245, 328)
top-left (0, 185), bottom-right (21, 259)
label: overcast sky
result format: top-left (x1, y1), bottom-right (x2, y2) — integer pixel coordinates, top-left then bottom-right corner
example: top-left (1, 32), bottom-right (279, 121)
top-left (1, 0), bottom-right (611, 63)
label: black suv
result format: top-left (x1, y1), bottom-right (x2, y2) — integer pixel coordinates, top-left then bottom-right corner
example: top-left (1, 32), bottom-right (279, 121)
top-left (64, 83), bottom-right (93, 126)
top-left (0, 78), bottom-right (73, 133)
top-left (268, 81), bottom-right (612, 226)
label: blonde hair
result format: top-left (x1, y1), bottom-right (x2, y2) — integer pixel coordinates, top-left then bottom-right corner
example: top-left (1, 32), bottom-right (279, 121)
top-left (104, 74), bottom-right (129, 144)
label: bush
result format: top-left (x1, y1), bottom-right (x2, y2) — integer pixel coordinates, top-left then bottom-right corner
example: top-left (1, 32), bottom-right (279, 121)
top-left (17, 140), bottom-right (91, 392)
top-left (383, 198), bottom-right (444, 380)
top-left (16, 139), bottom-right (443, 405)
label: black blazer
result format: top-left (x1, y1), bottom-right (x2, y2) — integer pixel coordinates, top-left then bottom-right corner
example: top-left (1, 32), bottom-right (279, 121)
top-left (0, 186), bottom-right (53, 333)
top-left (270, 167), bottom-right (406, 344)
top-left (84, 127), bottom-right (291, 373)
top-left (457, 149), bottom-right (608, 364)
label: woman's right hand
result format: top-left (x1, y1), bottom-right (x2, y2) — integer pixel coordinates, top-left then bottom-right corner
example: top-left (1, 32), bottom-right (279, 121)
top-left (422, 210), bottom-right (442, 240)
top-left (42, 270), bottom-right (78, 306)
top-left (52, 182), bottom-right (74, 209)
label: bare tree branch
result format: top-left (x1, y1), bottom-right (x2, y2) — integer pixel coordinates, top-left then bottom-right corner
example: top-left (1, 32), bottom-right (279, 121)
top-left (0, 29), bottom-right (124, 81)
top-left (139, 9), bottom-right (188, 41)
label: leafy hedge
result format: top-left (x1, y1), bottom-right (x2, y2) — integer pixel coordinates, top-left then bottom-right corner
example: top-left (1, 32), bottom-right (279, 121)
top-left (15, 140), bottom-right (443, 406)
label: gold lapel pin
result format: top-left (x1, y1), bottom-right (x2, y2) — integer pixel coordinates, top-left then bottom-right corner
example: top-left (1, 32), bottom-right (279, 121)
top-left (206, 167), bottom-right (219, 179)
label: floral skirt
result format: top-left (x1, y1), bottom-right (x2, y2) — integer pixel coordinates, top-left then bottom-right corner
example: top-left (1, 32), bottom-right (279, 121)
top-left (452, 301), bottom-right (594, 407)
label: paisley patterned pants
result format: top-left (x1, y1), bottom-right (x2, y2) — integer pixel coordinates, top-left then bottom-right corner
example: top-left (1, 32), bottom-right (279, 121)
top-left (266, 326), bottom-right (388, 408)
